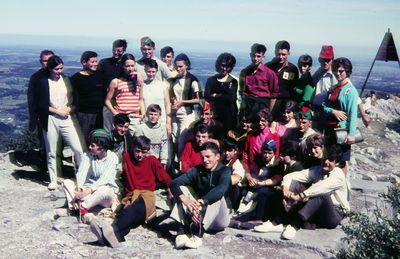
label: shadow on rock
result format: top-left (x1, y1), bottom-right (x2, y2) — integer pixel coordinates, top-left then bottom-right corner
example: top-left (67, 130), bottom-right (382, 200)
top-left (11, 169), bottom-right (49, 186)
top-left (387, 119), bottom-right (400, 134)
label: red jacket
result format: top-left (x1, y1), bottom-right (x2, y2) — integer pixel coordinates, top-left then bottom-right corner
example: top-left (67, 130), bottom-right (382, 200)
top-left (181, 141), bottom-right (202, 173)
top-left (123, 152), bottom-right (172, 193)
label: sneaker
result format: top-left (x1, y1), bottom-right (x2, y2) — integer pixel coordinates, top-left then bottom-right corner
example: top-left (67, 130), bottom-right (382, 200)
top-left (281, 225), bottom-right (297, 240)
top-left (184, 235), bottom-right (203, 249)
top-left (54, 208), bottom-right (69, 219)
top-left (101, 221), bottom-right (120, 248)
top-left (90, 218), bottom-right (105, 245)
top-left (254, 221), bottom-right (284, 233)
top-left (48, 181), bottom-right (58, 191)
top-left (175, 234), bottom-right (190, 249)
top-left (90, 218), bottom-right (120, 248)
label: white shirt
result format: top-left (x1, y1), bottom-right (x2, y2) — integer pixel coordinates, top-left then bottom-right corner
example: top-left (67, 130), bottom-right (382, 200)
top-left (48, 77), bottom-right (68, 109)
top-left (282, 166), bottom-right (351, 211)
top-left (173, 78), bottom-right (200, 116)
top-left (142, 80), bottom-right (168, 123)
top-left (312, 70), bottom-right (338, 106)
top-left (136, 56), bottom-right (173, 82)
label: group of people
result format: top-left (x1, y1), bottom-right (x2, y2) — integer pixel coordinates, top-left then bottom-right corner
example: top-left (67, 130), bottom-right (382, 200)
top-left (27, 36), bottom-right (373, 248)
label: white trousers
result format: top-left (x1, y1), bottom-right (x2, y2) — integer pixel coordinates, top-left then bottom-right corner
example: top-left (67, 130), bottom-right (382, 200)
top-left (172, 113), bottom-right (196, 158)
top-left (170, 186), bottom-right (230, 231)
top-left (62, 179), bottom-right (117, 210)
top-left (43, 115), bottom-right (85, 182)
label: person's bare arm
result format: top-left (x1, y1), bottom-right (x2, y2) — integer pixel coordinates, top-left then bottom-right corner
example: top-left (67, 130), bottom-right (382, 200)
top-left (105, 79), bottom-right (119, 115)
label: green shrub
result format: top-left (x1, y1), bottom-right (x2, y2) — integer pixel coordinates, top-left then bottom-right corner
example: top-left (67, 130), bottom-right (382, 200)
top-left (7, 129), bottom-right (40, 153)
top-left (7, 129), bottom-right (41, 166)
top-left (337, 186), bottom-right (400, 258)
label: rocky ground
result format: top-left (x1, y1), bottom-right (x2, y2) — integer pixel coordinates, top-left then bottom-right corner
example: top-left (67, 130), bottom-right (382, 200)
top-left (0, 98), bottom-right (399, 258)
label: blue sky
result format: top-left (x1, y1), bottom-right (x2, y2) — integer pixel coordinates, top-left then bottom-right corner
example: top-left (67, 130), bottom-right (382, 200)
top-left (1, 0), bottom-right (399, 54)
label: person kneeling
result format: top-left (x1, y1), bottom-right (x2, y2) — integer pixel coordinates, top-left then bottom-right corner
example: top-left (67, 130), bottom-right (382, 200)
top-left (90, 136), bottom-right (172, 247)
top-left (170, 142), bottom-right (231, 249)
top-left (59, 129), bottom-right (119, 223)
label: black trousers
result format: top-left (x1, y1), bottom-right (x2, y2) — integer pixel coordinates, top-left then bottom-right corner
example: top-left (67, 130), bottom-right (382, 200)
top-left (114, 197), bottom-right (146, 240)
top-left (298, 194), bottom-right (345, 229)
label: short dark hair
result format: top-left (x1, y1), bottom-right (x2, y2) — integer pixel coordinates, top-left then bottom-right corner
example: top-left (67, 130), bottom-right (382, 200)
top-left (40, 50), bottom-right (54, 59)
top-left (80, 51), bottom-right (98, 63)
top-left (174, 53), bottom-right (191, 70)
top-left (195, 123), bottom-right (209, 135)
top-left (275, 40), bottom-right (290, 51)
top-left (280, 141), bottom-right (299, 159)
top-left (113, 39), bottom-right (128, 50)
top-left (147, 104), bottom-right (162, 114)
top-left (132, 135), bottom-right (151, 151)
top-left (298, 54), bottom-right (313, 68)
top-left (332, 57), bottom-right (353, 76)
top-left (113, 114), bottom-right (130, 126)
top-left (160, 46), bottom-right (174, 58)
top-left (144, 58), bottom-right (158, 70)
top-left (326, 144), bottom-right (343, 164)
top-left (200, 141), bottom-right (220, 155)
top-left (47, 55), bottom-right (63, 70)
top-left (284, 100), bottom-right (299, 113)
top-left (256, 108), bottom-right (273, 124)
top-left (215, 53), bottom-right (236, 72)
top-left (251, 43), bottom-right (267, 54)
top-left (222, 137), bottom-right (238, 151)
top-left (121, 53), bottom-right (135, 63)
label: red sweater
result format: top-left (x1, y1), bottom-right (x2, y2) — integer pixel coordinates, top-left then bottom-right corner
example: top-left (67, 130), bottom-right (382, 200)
top-left (243, 129), bottom-right (280, 177)
top-left (181, 141), bottom-right (202, 173)
top-left (123, 152), bottom-right (172, 193)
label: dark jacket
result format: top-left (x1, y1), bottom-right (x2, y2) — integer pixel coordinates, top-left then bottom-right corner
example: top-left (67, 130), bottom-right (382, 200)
top-left (28, 68), bottom-right (47, 131)
top-left (170, 164), bottom-right (231, 204)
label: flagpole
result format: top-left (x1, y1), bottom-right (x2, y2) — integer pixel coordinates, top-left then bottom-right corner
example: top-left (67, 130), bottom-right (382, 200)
top-left (360, 59), bottom-right (376, 97)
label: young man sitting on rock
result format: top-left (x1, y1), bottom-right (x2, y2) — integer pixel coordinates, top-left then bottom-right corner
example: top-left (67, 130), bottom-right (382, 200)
top-left (279, 144), bottom-right (350, 240)
top-left (221, 137), bottom-right (245, 212)
top-left (231, 140), bottom-right (283, 229)
top-left (56, 129), bottom-right (119, 223)
top-left (90, 136), bottom-right (172, 247)
top-left (170, 142), bottom-right (232, 249)
top-left (181, 123), bottom-right (210, 174)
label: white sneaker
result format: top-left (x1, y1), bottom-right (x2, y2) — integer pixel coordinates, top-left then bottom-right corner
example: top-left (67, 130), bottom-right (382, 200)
top-left (90, 218), bottom-right (119, 248)
top-left (101, 221), bottom-right (120, 248)
top-left (48, 181), bottom-right (58, 191)
top-left (184, 235), bottom-right (203, 249)
top-left (54, 208), bottom-right (69, 218)
top-left (281, 225), bottom-right (297, 240)
top-left (254, 221), bottom-right (284, 233)
top-left (175, 234), bottom-right (190, 249)
top-left (90, 218), bottom-right (105, 245)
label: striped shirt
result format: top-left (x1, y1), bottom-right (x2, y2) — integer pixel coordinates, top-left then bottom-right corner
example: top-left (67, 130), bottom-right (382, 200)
top-left (115, 78), bottom-right (141, 115)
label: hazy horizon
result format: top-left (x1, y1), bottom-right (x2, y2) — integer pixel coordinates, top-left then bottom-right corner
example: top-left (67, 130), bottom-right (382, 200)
top-left (0, 33), bottom-right (387, 63)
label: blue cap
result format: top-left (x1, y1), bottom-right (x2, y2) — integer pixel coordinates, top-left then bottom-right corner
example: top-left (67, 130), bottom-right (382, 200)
top-left (261, 139), bottom-right (277, 152)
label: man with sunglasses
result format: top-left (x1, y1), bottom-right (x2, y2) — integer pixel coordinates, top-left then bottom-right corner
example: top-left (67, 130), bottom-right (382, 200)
top-left (311, 46), bottom-right (338, 131)
top-left (312, 45), bottom-right (338, 107)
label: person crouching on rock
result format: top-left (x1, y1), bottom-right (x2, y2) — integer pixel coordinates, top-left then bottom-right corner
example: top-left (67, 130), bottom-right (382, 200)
top-left (170, 141), bottom-right (232, 249)
top-left (58, 129), bottom-right (119, 223)
top-left (279, 144), bottom-right (350, 240)
top-left (90, 135), bottom-right (172, 248)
